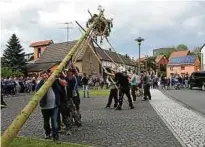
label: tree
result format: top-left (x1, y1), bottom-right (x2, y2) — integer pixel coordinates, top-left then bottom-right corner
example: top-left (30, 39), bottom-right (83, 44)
top-left (176, 44), bottom-right (188, 51)
top-left (146, 56), bottom-right (157, 72)
top-left (2, 34), bottom-right (26, 72)
top-left (190, 47), bottom-right (201, 62)
top-left (1, 67), bottom-right (24, 78)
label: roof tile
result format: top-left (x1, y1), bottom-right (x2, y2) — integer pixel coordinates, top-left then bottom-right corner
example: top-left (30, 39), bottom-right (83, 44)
top-left (169, 50), bottom-right (190, 59)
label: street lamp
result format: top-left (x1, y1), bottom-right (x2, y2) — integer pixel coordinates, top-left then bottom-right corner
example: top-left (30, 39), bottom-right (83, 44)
top-left (135, 37), bottom-right (144, 74)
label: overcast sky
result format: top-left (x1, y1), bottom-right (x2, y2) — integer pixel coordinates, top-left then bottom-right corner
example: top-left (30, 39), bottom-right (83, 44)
top-left (0, 0), bottom-right (205, 58)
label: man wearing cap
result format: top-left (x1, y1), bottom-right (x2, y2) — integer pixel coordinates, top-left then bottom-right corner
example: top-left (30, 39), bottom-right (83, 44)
top-left (106, 66), bottom-right (134, 110)
top-left (105, 68), bottom-right (118, 108)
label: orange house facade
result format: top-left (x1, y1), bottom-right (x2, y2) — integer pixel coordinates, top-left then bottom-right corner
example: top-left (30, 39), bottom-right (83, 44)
top-left (167, 55), bottom-right (200, 77)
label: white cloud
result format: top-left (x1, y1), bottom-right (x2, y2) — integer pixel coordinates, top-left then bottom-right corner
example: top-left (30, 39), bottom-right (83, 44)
top-left (182, 14), bottom-right (205, 28)
top-left (0, 0), bottom-right (205, 57)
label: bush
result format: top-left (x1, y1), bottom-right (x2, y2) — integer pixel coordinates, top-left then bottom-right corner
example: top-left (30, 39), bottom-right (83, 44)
top-left (1, 67), bottom-right (24, 78)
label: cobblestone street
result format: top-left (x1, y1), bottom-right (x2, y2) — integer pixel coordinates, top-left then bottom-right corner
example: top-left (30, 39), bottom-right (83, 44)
top-left (1, 92), bottom-right (182, 147)
top-left (150, 89), bottom-right (205, 147)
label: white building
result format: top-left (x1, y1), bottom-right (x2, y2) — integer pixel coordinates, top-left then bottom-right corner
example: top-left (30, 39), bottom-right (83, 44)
top-left (201, 44), bottom-right (205, 71)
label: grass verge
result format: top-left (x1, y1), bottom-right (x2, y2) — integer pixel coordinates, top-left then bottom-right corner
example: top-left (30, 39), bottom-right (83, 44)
top-left (9, 136), bottom-right (90, 147)
top-left (79, 89), bottom-right (109, 97)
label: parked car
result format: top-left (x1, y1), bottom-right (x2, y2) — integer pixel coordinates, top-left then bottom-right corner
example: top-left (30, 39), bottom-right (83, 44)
top-left (188, 71), bottom-right (205, 90)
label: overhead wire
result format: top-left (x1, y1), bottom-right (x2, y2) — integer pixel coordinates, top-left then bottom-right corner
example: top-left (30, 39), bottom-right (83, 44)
top-left (105, 37), bottom-right (126, 67)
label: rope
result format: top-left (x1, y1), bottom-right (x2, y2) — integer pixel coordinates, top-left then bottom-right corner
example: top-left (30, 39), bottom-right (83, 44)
top-left (105, 37), bottom-right (126, 67)
top-left (87, 39), bottom-right (118, 89)
top-left (87, 37), bottom-right (130, 105)
top-left (75, 21), bottom-right (120, 68)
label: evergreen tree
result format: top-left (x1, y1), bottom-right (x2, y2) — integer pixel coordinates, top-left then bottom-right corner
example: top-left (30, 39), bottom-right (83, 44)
top-left (176, 44), bottom-right (188, 51)
top-left (2, 34), bottom-right (26, 71)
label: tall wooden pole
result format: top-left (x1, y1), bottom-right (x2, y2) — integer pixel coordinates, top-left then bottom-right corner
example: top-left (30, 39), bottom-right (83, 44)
top-left (1, 15), bottom-right (100, 147)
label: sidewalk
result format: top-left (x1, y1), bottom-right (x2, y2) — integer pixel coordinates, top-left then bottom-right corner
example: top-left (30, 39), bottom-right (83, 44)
top-left (2, 91), bottom-right (183, 147)
top-left (150, 89), bottom-right (205, 147)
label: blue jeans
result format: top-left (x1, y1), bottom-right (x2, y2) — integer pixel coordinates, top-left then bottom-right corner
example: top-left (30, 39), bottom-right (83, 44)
top-left (41, 107), bottom-right (59, 140)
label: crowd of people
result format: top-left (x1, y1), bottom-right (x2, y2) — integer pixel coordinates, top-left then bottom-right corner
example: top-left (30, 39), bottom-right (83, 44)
top-left (1, 65), bottom-right (191, 144)
top-left (1, 76), bottom-right (37, 108)
top-left (149, 73), bottom-right (190, 90)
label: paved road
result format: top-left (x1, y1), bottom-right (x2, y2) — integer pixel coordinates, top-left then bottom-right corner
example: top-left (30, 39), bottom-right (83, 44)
top-left (1, 93), bottom-right (182, 147)
top-left (161, 89), bottom-right (205, 117)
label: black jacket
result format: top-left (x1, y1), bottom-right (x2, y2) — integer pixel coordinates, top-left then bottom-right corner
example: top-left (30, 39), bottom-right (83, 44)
top-left (82, 76), bottom-right (89, 85)
top-left (36, 79), bottom-right (61, 107)
top-left (115, 72), bottom-right (129, 90)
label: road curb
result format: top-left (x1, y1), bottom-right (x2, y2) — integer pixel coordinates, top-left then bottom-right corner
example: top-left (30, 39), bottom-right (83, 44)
top-left (149, 90), bottom-right (187, 147)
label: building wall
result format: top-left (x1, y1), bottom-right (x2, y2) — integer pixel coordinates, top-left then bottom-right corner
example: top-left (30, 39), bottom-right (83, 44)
top-left (158, 57), bottom-right (168, 65)
top-left (167, 65), bottom-right (195, 77)
top-left (34, 46), bottom-right (47, 60)
top-left (74, 62), bottom-right (82, 73)
top-left (82, 47), bottom-right (100, 75)
top-left (49, 62), bottom-right (83, 73)
top-left (201, 46), bottom-right (205, 71)
top-left (167, 59), bottom-right (200, 77)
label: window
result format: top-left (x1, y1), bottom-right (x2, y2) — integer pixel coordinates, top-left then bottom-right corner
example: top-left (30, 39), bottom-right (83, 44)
top-left (170, 66), bottom-right (173, 71)
top-left (37, 48), bottom-right (41, 58)
top-left (181, 66), bottom-right (185, 70)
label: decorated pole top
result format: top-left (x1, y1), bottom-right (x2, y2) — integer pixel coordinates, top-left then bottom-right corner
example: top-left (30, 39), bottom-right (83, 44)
top-left (86, 6), bottom-right (113, 43)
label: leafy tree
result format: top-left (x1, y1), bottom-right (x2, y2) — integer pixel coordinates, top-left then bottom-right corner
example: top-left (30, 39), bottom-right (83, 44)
top-left (2, 34), bottom-right (26, 72)
top-left (1, 67), bottom-right (24, 77)
top-left (145, 56), bottom-right (157, 72)
top-left (159, 52), bottom-right (172, 58)
top-left (176, 44), bottom-right (188, 51)
top-left (190, 47), bottom-right (201, 62)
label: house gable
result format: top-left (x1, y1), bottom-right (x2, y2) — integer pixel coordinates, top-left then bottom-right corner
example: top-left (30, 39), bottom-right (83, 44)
top-left (169, 50), bottom-right (190, 59)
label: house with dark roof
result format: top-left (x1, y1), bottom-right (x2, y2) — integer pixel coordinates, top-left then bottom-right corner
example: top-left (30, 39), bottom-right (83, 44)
top-left (26, 40), bottom-right (136, 75)
top-left (29, 40), bottom-right (53, 61)
top-left (167, 55), bottom-right (200, 77)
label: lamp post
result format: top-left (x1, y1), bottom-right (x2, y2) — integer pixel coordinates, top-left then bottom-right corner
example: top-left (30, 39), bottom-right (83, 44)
top-left (135, 37), bottom-right (144, 74)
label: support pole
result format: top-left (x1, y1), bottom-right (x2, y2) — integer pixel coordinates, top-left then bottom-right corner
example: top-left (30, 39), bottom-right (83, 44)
top-left (1, 17), bottom-right (97, 147)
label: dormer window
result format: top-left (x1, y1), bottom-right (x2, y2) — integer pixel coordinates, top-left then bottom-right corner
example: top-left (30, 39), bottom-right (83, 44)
top-left (37, 48), bottom-right (41, 58)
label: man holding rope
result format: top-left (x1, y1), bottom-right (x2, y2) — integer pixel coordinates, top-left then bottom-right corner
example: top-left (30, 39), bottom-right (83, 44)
top-left (106, 66), bottom-right (134, 110)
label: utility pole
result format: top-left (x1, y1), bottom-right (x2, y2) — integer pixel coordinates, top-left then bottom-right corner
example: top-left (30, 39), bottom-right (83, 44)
top-left (59, 22), bottom-right (73, 43)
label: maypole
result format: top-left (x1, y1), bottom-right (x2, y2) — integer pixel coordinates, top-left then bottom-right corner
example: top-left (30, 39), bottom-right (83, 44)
top-left (1, 8), bottom-right (104, 147)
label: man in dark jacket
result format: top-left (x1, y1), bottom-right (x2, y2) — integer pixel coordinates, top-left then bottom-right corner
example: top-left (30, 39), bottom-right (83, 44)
top-left (143, 72), bottom-right (151, 100)
top-left (59, 69), bottom-right (82, 133)
top-left (36, 71), bottom-right (61, 143)
top-left (114, 67), bottom-right (134, 110)
top-left (81, 73), bottom-right (89, 98)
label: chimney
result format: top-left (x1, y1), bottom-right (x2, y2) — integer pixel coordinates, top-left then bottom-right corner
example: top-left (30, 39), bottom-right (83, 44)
top-left (125, 54), bottom-right (128, 57)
